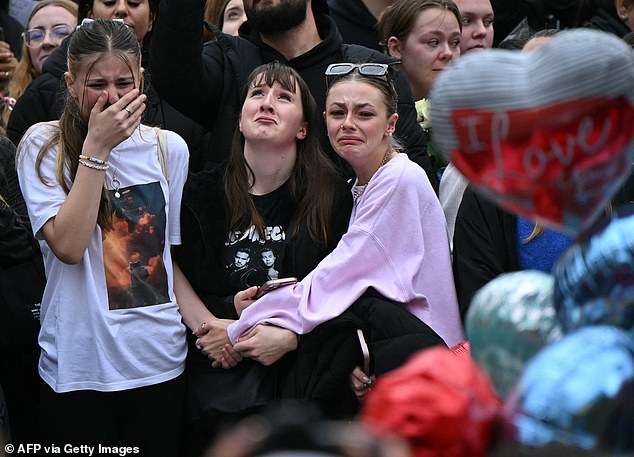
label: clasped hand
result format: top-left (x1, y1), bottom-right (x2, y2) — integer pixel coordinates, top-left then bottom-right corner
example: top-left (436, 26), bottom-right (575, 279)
top-left (195, 320), bottom-right (298, 370)
top-left (193, 318), bottom-right (234, 366)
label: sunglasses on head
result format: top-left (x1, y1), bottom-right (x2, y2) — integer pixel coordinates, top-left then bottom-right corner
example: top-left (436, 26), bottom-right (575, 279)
top-left (325, 63), bottom-right (392, 87)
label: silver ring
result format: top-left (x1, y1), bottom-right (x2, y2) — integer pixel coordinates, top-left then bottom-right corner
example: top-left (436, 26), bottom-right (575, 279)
top-left (195, 340), bottom-right (202, 351)
top-left (124, 107), bottom-right (132, 117)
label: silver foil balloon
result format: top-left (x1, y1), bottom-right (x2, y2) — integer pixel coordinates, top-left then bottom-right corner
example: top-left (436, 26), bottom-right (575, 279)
top-left (553, 210), bottom-right (634, 333)
top-left (504, 326), bottom-right (634, 453)
top-left (467, 270), bottom-right (563, 399)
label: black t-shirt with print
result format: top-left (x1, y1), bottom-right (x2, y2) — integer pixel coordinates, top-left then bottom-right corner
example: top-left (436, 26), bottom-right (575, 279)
top-left (222, 183), bottom-right (295, 291)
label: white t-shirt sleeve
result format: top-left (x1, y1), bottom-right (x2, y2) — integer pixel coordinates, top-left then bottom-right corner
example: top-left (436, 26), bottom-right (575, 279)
top-left (164, 130), bottom-right (189, 246)
top-left (16, 123), bottom-right (69, 239)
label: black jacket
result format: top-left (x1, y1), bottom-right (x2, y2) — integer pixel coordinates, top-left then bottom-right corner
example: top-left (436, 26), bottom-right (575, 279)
top-left (284, 292), bottom-right (445, 418)
top-left (6, 36), bottom-right (214, 172)
top-left (0, 135), bottom-right (44, 442)
top-left (452, 186), bottom-right (519, 321)
top-left (0, 136), bottom-right (43, 355)
top-left (150, 0), bottom-right (437, 188)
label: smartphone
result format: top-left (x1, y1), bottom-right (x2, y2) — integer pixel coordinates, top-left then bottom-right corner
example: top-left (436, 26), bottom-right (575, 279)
top-left (253, 277), bottom-right (298, 299)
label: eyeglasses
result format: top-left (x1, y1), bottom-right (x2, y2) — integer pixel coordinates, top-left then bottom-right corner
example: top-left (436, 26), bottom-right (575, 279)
top-left (22, 25), bottom-right (72, 48)
top-left (325, 63), bottom-right (392, 87)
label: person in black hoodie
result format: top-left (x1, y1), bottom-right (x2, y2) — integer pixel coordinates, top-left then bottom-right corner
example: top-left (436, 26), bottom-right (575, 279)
top-left (150, 0), bottom-right (438, 188)
top-left (6, 0), bottom-right (213, 173)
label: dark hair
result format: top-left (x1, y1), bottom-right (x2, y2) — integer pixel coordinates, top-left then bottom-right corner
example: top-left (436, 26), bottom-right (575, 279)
top-left (377, 0), bottom-right (462, 50)
top-left (224, 61), bottom-right (338, 248)
top-left (76, 0), bottom-right (158, 51)
top-left (77, 0), bottom-right (160, 22)
top-left (32, 20), bottom-right (141, 231)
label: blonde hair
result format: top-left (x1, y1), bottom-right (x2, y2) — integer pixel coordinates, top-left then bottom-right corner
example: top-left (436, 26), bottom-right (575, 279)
top-left (521, 224), bottom-right (544, 244)
top-left (522, 202), bottom-right (613, 243)
top-left (2, 0), bottom-right (78, 128)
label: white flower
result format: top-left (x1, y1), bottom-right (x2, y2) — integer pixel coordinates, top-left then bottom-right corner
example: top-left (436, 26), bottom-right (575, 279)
top-left (415, 98), bottom-right (431, 131)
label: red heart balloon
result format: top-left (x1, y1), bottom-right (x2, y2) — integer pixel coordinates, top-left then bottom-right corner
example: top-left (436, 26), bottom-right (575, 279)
top-left (430, 30), bottom-right (634, 236)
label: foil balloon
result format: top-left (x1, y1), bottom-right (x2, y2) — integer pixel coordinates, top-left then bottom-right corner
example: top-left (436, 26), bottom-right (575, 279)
top-left (429, 29), bottom-right (634, 236)
top-left (467, 271), bottom-right (563, 399)
top-left (553, 207), bottom-right (634, 334)
top-left (361, 347), bottom-right (501, 457)
top-left (503, 326), bottom-right (634, 453)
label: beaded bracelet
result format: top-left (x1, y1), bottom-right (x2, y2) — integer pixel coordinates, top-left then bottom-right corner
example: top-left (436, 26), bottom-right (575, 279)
top-left (79, 159), bottom-right (108, 171)
top-left (79, 154), bottom-right (108, 165)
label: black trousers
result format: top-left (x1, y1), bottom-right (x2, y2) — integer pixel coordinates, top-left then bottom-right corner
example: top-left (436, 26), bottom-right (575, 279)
top-left (38, 374), bottom-right (185, 457)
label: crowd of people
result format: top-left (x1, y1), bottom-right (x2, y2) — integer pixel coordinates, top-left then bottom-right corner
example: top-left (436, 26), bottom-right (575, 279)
top-left (1, 0), bottom-right (633, 456)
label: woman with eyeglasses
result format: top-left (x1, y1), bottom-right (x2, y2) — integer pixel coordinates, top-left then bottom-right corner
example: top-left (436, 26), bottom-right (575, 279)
top-left (1, 0), bottom-right (77, 129)
top-left (200, 63), bottom-right (463, 402)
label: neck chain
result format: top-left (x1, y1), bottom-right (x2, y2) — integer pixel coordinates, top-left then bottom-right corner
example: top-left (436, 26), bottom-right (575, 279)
top-left (110, 152), bottom-right (121, 198)
top-left (352, 149), bottom-right (396, 206)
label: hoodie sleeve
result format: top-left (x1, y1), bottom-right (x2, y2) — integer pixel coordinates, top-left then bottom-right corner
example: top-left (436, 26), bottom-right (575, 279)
top-left (150, 0), bottom-right (227, 131)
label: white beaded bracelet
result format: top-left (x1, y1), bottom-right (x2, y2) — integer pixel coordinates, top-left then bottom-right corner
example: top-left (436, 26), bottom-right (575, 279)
top-left (79, 159), bottom-right (108, 171)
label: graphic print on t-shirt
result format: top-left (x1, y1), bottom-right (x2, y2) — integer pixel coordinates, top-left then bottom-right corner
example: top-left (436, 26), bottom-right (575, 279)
top-left (104, 182), bottom-right (169, 310)
top-left (224, 225), bottom-right (286, 291)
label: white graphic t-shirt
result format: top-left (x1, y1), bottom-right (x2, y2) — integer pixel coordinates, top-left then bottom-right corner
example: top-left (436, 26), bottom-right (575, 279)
top-left (18, 122), bottom-right (189, 393)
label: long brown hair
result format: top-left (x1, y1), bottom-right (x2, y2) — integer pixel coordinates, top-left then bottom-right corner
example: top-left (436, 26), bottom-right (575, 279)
top-left (224, 62), bottom-right (338, 248)
top-left (3, 0), bottom-right (78, 127)
top-left (25, 20), bottom-right (141, 231)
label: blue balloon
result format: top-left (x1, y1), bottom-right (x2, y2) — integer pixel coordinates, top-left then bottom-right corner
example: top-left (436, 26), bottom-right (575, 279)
top-left (467, 271), bottom-right (562, 399)
top-left (553, 208), bottom-right (634, 333)
top-left (504, 326), bottom-right (634, 453)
